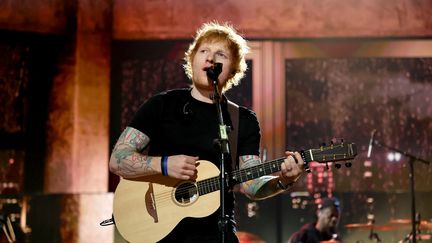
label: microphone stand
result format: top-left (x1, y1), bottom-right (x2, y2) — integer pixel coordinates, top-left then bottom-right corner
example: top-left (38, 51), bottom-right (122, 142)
top-left (368, 219), bottom-right (382, 243)
top-left (372, 139), bottom-right (431, 243)
top-left (210, 75), bottom-right (231, 243)
top-left (369, 230), bottom-right (382, 243)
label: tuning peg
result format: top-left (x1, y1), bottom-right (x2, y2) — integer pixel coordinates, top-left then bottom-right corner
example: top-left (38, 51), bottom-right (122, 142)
top-left (334, 163), bottom-right (342, 169)
top-left (345, 162), bottom-right (352, 168)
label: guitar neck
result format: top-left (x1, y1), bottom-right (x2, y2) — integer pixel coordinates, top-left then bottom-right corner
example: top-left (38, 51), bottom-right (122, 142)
top-left (196, 158), bottom-right (281, 196)
top-left (196, 142), bottom-right (357, 196)
top-left (197, 151), bottom-right (309, 196)
top-left (230, 157), bottom-right (287, 184)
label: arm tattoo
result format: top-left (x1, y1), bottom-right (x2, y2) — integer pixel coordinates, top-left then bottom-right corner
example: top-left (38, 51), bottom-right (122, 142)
top-left (240, 155), bottom-right (263, 195)
top-left (117, 127), bottom-right (149, 151)
top-left (110, 126), bottom-right (155, 177)
top-left (239, 155), bottom-right (260, 168)
top-left (240, 155), bottom-right (287, 199)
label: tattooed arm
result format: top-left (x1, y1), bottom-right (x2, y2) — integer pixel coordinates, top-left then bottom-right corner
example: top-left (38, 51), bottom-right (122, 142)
top-left (239, 153), bottom-right (304, 200)
top-left (109, 126), bottom-right (157, 178)
top-left (109, 126), bottom-right (199, 179)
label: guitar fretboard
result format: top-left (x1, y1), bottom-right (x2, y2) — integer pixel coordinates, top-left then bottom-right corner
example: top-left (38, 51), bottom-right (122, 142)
top-left (196, 157), bottom-right (291, 195)
top-left (196, 142), bottom-right (357, 196)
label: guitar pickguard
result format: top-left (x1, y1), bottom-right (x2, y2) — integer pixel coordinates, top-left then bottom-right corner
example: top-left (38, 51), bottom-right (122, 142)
top-left (145, 183), bottom-right (158, 222)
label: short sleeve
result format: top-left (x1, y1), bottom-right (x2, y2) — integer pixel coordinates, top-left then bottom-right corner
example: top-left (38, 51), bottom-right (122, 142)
top-left (128, 93), bottom-right (164, 140)
top-left (237, 107), bottom-right (261, 157)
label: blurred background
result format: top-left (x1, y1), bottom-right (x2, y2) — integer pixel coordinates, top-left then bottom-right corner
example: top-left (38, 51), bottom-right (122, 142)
top-left (0, 0), bottom-right (431, 242)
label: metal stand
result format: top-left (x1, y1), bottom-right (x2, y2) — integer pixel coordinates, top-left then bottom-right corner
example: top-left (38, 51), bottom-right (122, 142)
top-left (372, 139), bottom-right (430, 243)
top-left (368, 219), bottom-right (382, 243)
top-left (208, 63), bottom-right (231, 243)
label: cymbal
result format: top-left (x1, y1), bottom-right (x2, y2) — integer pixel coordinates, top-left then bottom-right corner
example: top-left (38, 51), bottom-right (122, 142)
top-left (345, 223), bottom-right (401, 231)
top-left (236, 231), bottom-right (265, 243)
top-left (401, 234), bottom-right (432, 241)
top-left (346, 219), bottom-right (432, 232)
top-left (415, 234), bottom-right (432, 240)
top-left (388, 219), bottom-right (432, 230)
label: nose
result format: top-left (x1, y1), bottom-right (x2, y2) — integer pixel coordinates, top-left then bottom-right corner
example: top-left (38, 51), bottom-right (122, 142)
top-left (206, 53), bottom-right (214, 63)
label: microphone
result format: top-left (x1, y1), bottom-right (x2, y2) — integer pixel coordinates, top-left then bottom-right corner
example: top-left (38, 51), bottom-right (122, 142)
top-left (367, 129), bottom-right (377, 158)
top-left (206, 63), bottom-right (223, 83)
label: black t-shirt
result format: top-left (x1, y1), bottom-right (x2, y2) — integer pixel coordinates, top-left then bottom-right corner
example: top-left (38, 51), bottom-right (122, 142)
top-left (128, 88), bottom-right (261, 242)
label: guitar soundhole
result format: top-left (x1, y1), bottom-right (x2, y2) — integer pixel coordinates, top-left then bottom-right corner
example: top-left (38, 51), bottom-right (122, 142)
top-left (174, 182), bottom-right (198, 205)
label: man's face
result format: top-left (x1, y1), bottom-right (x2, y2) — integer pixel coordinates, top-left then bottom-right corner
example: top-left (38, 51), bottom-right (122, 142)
top-left (318, 206), bottom-right (340, 232)
top-left (191, 40), bottom-right (233, 91)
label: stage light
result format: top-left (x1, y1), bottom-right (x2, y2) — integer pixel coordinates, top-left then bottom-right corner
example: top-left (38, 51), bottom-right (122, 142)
top-left (387, 152), bottom-right (401, 162)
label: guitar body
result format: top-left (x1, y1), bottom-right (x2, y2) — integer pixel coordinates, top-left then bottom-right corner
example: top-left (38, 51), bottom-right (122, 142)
top-left (113, 160), bottom-right (221, 243)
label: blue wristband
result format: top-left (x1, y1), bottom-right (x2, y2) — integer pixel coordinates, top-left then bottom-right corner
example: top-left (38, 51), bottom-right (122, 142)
top-left (161, 156), bottom-right (168, 176)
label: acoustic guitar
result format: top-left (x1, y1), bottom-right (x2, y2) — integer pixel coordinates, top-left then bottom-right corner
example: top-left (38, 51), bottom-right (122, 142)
top-left (113, 142), bottom-right (357, 242)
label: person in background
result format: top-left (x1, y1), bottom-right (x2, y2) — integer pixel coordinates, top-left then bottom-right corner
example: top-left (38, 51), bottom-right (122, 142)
top-left (288, 197), bottom-right (342, 243)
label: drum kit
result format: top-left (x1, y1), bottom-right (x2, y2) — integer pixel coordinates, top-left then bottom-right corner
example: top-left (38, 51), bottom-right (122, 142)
top-left (345, 218), bottom-right (432, 242)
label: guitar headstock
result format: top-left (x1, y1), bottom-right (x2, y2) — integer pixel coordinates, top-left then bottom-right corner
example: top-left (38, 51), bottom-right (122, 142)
top-left (300, 142), bottom-right (357, 172)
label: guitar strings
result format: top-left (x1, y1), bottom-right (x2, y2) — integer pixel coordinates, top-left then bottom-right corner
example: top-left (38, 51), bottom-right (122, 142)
top-left (145, 144), bottom-right (354, 203)
top-left (145, 161), bottom-right (285, 203)
top-left (148, 144), bottom-right (352, 202)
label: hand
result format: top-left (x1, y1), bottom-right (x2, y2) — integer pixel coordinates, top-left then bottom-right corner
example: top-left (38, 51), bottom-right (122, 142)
top-left (279, 151), bottom-right (304, 184)
top-left (164, 155), bottom-right (199, 180)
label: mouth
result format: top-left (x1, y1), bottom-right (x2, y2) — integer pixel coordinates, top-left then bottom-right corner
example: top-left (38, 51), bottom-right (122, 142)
top-left (202, 66), bottom-right (212, 72)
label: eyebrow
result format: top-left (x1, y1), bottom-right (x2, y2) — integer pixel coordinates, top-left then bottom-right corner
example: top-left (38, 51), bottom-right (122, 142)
top-left (201, 43), bottom-right (229, 52)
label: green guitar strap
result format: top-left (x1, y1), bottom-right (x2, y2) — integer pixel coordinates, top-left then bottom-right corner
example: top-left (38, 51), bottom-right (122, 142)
top-left (227, 100), bottom-right (239, 171)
